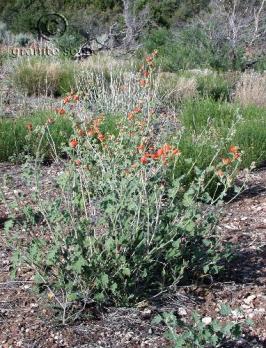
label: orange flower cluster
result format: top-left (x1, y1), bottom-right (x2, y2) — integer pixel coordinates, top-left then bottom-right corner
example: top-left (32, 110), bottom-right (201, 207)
top-left (26, 123), bottom-right (33, 131)
top-left (55, 108), bottom-right (66, 115)
top-left (139, 50), bottom-right (158, 88)
top-left (145, 50), bottom-right (158, 66)
top-left (128, 105), bottom-right (143, 120)
top-left (69, 139), bottom-right (78, 149)
top-left (139, 143), bottom-right (181, 165)
top-left (86, 115), bottom-right (105, 142)
top-left (63, 94), bottom-right (79, 104)
top-left (222, 145), bottom-right (241, 166)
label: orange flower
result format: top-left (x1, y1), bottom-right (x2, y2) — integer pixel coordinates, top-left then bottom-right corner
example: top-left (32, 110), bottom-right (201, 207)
top-left (133, 106), bottom-right (142, 114)
top-left (140, 156), bottom-right (148, 165)
top-left (127, 112), bottom-right (134, 120)
top-left (56, 108), bottom-right (66, 115)
top-left (162, 144), bottom-right (172, 153)
top-left (63, 96), bottom-right (71, 104)
top-left (172, 148), bottom-right (181, 156)
top-left (78, 129), bottom-right (86, 137)
top-left (222, 157), bottom-right (231, 165)
top-left (143, 70), bottom-right (149, 78)
top-left (137, 144), bottom-right (145, 152)
top-left (69, 139), bottom-right (78, 149)
top-left (75, 159), bottom-right (81, 166)
top-left (229, 145), bottom-right (239, 154)
top-left (156, 148), bottom-right (164, 157)
top-left (98, 133), bottom-right (105, 142)
top-left (87, 128), bottom-right (95, 137)
top-left (26, 123), bottom-right (33, 131)
top-left (139, 79), bottom-right (147, 87)
top-left (234, 152), bottom-right (241, 160)
top-left (146, 56), bottom-right (153, 63)
top-left (216, 169), bottom-right (224, 177)
top-left (150, 153), bottom-right (159, 160)
top-left (73, 95), bottom-right (79, 101)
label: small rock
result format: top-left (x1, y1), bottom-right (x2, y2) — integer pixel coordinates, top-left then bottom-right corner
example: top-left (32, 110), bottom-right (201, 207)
top-left (202, 317), bottom-right (212, 325)
top-left (177, 307), bottom-right (187, 316)
top-left (244, 295), bottom-right (256, 305)
top-left (141, 308), bottom-right (152, 319)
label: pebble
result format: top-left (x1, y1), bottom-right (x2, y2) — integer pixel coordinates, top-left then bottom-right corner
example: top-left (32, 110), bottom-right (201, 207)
top-left (177, 307), bottom-right (187, 316)
top-left (244, 294), bottom-right (257, 304)
top-left (202, 317), bottom-right (212, 325)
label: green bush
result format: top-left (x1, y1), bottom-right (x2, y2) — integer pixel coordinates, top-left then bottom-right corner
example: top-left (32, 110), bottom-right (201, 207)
top-left (181, 98), bottom-right (237, 133)
top-left (55, 33), bottom-right (83, 59)
top-left (14, 32), bottom-right (33, 47)
top-left (0, 111), bottom-right (72, 162)
top-left (154, 305), bottom-right (248, 347)
top-left (11, 58), bottom-right (76, 97)
top-left (142, 24), bottom-right (248, 72)
top-left (196, 74), bottom-right (236, 101)
top-left (234, 105), bottom-right (266, 168)
top-left (143, 27), bottom-right (212, 71)
top-left (180, 98), bottom-right (266, 168)
top-left (254, 56), bottom-right (266, 72)
top-left (0, 21), bottom-right (7, 43)
top-left (4, 111), bottom-right (234, 322)
top-left (0, 50), bottom-right (10, 66)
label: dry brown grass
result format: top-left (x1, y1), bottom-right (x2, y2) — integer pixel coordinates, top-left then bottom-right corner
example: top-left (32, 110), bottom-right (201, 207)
top-left (158, 72), bottom-right (198, 103)
top-left (11, 58), bottom-right (76, 96)
top-left (234, 72), bottom-right (266, 107)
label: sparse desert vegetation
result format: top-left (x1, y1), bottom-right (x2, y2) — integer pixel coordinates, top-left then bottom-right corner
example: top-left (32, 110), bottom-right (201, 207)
top-left (0, 1), bottom-right (265, 347)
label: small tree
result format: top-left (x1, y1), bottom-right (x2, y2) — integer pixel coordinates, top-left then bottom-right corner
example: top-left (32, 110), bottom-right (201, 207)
top-left (190, 0), bottom-right (266, 69)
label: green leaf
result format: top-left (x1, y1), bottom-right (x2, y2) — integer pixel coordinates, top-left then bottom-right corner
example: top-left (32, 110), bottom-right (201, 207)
top-left (122, 267), bottom-right (131, 277)
top-left (219, 304), bottom-right (231, 316)
top-left (71, 256), bottom-right (88, 274)
top-left (67, 292), bottom-right (78, 302)
top-left (111, 282), bottom-right (118, 293)
top-left (94, 292), bottom-right (105, 302)
top-left (101, 273), bottom-right (109, 287)
top-left (152, 315), bottom-right (162, 325)
top-left (4, 219), bottom-right (14, 233)
top-left (203, 265), bottom-right (209, 273)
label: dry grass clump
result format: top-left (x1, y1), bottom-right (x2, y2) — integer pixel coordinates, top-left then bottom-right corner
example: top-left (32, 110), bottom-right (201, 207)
top-left (234, 72), bottom-right (266, 107)
top-left (79, 52), bottom-right (136, 76)
top-left (158, 72), bottom-right (198, 103)
top-left (12, 58), bottom-right (75, 97)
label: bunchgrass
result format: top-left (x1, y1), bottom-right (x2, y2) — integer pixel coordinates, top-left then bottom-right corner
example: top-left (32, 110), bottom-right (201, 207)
top-left (11, 58), bottom-right (76, 97)
top-left (180, 98), bottom-right (266, 168)
top-left (0, 111), bottom-right (72, 162)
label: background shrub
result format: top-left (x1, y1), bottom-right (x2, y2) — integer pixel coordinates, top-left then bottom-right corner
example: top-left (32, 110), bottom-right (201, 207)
top-left (180, 98), bottom-right (266, 168)
top-left (14, 32), bottom-right (33, 47)
top-left (158, 73), bottom-right (198, 105)
top-left (0, 111), bottom-right (72, 162)
top-left (55, 33), bottom-right (84, 59)
top-left (196, 73), bottom-right (236, 101)
top-left (234, 72), bottom-right (266, 108)
top-left (180, 98), bottom-right (237, 133)
top-left (11, 58), bottom-right (76, 97)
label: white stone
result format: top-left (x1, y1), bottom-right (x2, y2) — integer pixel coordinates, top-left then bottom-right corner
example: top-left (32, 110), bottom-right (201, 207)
top-left (202, 317), bottom-right (212, 325)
